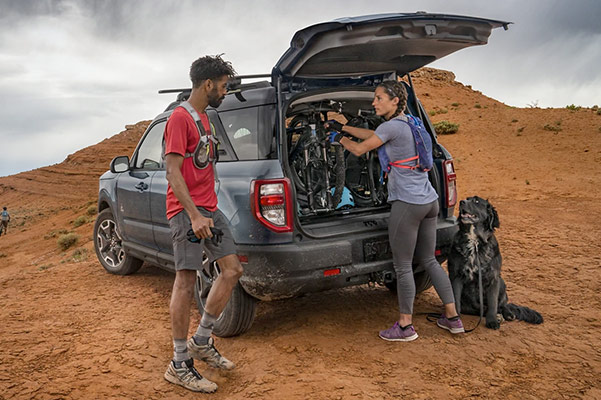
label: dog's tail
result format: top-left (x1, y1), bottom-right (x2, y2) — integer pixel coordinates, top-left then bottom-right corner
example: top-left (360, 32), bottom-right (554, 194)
top-left (503, 303), bottom-right (543, 324)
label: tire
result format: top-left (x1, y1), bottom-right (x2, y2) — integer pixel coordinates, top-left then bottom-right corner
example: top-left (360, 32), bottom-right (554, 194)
top-left (93, 208), bottom-right (143, 275)
top-left (385, 271), bottom-right (433, 294)
top-left (194, 259), bottom-right (257, 337)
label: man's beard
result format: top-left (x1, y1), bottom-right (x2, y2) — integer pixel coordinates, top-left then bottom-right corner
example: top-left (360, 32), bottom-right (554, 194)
top-left (208, 88), bottom-right (224, 108)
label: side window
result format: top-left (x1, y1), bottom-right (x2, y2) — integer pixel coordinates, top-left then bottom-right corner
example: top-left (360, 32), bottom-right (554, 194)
top-left (134, 120), bottom-right (166, 169)
top-left (220, 106), bottom-right (275, 160)
top-left (206, 110), bottom-right (236, 162)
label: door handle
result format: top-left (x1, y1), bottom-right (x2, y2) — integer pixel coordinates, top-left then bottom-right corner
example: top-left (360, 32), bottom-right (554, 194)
top-left (135, 182), bottom-right (149, 192)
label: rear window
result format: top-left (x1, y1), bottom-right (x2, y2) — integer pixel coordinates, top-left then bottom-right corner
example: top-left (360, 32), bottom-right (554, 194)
top-left (219, 105), bottom-right (276, 160)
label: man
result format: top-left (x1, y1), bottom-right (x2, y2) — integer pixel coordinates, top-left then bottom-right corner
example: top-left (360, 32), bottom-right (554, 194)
top-left (162, 55), bottom-right (243, 393)
top-left (1, 207), bottom-right (10, 235)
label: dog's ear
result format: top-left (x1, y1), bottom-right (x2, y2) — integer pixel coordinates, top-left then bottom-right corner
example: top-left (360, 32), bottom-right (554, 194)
top-left (487, 201), bottom-right (500, 231)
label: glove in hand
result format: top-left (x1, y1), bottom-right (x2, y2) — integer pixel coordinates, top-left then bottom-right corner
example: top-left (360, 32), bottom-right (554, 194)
top-left (187, 227), bottom-right (224, 246)
top-left (327, 131), bottom-right (345, 144)
top-left (325, 120), bottom-right (344, 132)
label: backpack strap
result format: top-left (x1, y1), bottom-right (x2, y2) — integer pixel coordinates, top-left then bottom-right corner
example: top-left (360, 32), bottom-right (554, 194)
top-left (389, 155), bottom-right (420, 170)
top-left (175, 101), bottom-right (220, 182)
top-left (178, 101), bottom-right (217, 159)
top-left (387, 115), bottom-right (421, 171)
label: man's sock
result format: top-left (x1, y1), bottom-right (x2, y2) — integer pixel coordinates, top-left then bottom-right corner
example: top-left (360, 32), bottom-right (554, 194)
top-left (193, 312), bottom-right (217, 345)
top-left (448, 315), bottom-right (460, 321)
top-left (173, 338), bottom-right (189, 365)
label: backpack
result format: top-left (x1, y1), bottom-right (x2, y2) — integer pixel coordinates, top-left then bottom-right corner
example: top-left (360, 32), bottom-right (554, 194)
top-left (388, 114), bottom-right (433, 172)
top-left (1, 211), bottom-right (8, 221)
top-left (161, 101), bottom-right (219, 170)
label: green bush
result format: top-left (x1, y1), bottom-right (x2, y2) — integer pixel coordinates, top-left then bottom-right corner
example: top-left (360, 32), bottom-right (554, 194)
top-left (566, 104), bottom-right (581, 111)
top-left (71, 248), bottom-right (89, 262)
top-left (451, 102), bottom-right (459, 107)
top-left (73, 215), bottom-right (89, 228)
top-left (474, 103), bottom-right (482, 109)
top-left (434, 120), bottom-right (460, 135)
top-left (58, 233), bottom-right (79, 251)
top-left (597, 109), bottom-right (601, 116)
top-left (86, 205), bottom-right (97, 216)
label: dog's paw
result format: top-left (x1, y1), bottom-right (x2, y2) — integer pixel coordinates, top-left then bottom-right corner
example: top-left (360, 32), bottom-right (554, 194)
top-left (486, 319), bottom-right (500, 330)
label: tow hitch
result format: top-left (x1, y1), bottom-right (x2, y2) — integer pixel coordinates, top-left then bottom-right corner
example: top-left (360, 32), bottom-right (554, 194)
top-left (370, 270), bottom-right (395, 286)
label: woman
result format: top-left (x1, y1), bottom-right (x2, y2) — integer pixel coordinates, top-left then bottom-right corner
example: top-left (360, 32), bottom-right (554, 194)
top-left (326, 80), bottom-right (464, 341)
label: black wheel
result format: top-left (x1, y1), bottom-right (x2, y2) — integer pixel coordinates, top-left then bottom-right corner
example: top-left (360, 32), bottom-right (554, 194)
top-left (194, 258), bottom-right (257, 337)
top-left (385, 271), bottom-right (433, 294)
top-left (93, 208), bottom-right (143, 275)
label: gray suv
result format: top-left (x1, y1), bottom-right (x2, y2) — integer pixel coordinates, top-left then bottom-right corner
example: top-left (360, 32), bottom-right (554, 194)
top-left (94, 13), bottom-right (509, 336)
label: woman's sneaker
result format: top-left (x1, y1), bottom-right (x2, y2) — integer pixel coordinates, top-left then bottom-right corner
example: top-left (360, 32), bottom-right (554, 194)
top-left (437, 314), bottom-right (465, 334)
top-left (164, 359), bottom-right (218, 393)
top-left (188, 337), bottom-right (235, 370)
top-left (379, 322), bottom-right (419, 342)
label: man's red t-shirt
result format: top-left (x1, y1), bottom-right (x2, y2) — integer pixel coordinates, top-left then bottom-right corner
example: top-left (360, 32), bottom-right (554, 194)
top-left (164, 106), bottom-right (217, 220)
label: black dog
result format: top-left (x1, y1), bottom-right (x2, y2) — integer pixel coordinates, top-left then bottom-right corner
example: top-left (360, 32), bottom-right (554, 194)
top-left (447, 196), bottom-right (543, 329)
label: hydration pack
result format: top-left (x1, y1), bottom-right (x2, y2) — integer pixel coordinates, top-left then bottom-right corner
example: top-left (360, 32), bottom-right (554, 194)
top-left (162, 101), bottom-right (219, 170)
top-left (1, 211), bottom-right (9, 221)
top-left (388, 114), bottom-right (433, 172)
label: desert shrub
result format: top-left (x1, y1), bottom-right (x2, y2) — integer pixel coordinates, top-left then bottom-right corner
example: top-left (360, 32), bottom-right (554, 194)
top-left (517, 127), bottom-right (525, 133)
top-left (71, 248), bottom-right (89, 262)
top-left (86, 205), bottom-right (97, 216)
top-left (58, 233), bottom-right (79, 251)
top-left (474, 103), bottom-right (482, 109)
top-left (0, 253), bottom-right (6, 258)
top-left (73, 216), bottom-right (89, 228)
top-left (451, 102), bottom-right (459, 107)
top-left (434, 120), bottom-right (460, 135)
top-left (543, 124), bottom-right (562, 132)
top-left (429, 110), bottom-right (436, 116)
top-left (597, 109), bottom-right (601, 116)
top-left (511, 119), bottom-right (518, 123)
top-left (598, 127), bottom-right (601, 133)
top-left (44, 229), bottom-right (69, 240)
top-left (566, 104), bottom-right (581, 111)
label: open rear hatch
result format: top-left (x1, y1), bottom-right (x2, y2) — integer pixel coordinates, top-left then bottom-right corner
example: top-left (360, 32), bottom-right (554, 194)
top-left (273, 12), bottom-right (510, 80)
top-left (270, 13), bottom-right (510, 237)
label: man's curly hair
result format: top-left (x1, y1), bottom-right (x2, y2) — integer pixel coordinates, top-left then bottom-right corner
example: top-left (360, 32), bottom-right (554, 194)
top-left (189, 54), bottom-right (236, 88)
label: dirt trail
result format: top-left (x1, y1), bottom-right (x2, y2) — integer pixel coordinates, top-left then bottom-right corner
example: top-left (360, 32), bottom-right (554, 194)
top-left (1, 68), bottom-right (600, 399)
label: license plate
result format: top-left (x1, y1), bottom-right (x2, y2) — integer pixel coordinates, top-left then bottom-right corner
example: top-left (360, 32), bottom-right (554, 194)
top-left (363, 238), bottom-right (392, 262)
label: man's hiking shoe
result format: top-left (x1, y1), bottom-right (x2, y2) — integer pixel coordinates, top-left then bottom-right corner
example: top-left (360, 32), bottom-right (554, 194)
top-left (188, 337), bottom-right (235, 370)
top-left (437, 314), bottom-right (465, 334)
top-left (164, 359), bottom-right (217, 393)
top-left (379, 322), bottom-right (419, 342)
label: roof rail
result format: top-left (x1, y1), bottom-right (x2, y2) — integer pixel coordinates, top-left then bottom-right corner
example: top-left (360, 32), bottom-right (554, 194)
top-left (158, 74), bottom-right (271, 94)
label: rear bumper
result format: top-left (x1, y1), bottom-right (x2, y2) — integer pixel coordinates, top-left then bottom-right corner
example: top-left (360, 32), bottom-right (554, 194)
top-left (237, 217), bottom-right (458, 301)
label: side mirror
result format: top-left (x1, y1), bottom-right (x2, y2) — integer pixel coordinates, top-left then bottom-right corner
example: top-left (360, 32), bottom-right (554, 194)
top-left (110, 156), bottom-right (130, 173)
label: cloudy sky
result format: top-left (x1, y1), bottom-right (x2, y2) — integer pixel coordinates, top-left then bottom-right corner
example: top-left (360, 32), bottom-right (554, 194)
top-left (0, 0), bottom-right (600, 177)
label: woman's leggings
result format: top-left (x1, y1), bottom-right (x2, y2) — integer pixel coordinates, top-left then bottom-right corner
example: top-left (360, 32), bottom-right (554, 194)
top-left (389, 199), bottom-right (455, 314)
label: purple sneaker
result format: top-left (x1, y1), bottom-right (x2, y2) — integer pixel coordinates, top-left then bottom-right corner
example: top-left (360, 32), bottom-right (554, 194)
top-left (379, 322), bottom-right (419, 342)
top-left (437, 314), bottom-right (465, 334)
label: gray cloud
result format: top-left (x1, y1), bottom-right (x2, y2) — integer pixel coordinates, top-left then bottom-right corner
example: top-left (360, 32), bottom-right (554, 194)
top-left (1, 0), bottom-right (600, 177)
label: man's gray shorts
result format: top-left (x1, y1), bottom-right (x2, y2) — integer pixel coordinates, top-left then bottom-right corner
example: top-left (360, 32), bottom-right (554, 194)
top-left (169, 207), bottom-right (237, 271)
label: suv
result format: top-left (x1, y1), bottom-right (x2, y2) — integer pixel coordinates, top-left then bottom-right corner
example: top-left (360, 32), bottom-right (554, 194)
top-left (94, 13), bottom-right (509, 336)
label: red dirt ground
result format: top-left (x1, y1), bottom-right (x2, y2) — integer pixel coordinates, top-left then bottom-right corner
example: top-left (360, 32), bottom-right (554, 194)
top-left (1, 68), bottom-right (600, 399)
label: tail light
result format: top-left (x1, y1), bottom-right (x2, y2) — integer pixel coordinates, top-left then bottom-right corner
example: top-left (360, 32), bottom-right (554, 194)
top-left (443, 160), bottom-right (457, 208)
top-left (251, 178), bottom-right (294, 233)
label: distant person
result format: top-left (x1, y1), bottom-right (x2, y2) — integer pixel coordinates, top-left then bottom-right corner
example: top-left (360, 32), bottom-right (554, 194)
top-left (162, 55), bottom-right (243, 393)
top-left (1, 207), bottom-right (10, 235)
top-left (325, 80), bottom-right (464, 341)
